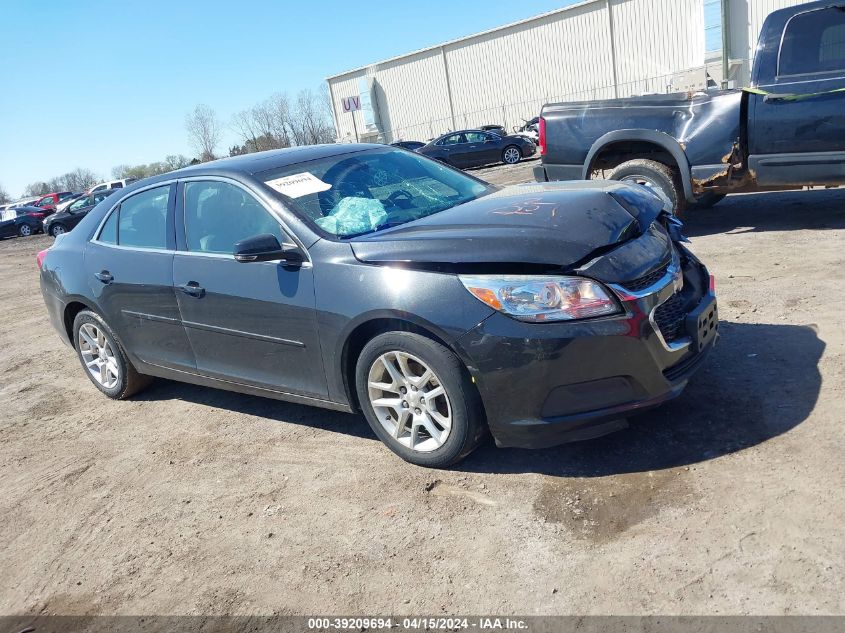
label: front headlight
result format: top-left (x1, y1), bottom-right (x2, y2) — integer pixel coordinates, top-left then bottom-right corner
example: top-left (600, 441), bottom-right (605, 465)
top-left (459, 275), bottom-right (620, 322)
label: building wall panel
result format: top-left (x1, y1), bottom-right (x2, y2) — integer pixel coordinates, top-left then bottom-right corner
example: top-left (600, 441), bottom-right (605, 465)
top-left (327, 0), bottom-right (819, 144)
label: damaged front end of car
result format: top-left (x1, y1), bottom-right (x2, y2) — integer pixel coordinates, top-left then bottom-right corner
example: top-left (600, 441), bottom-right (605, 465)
top-left (348, 180), bottom-right (718, 449)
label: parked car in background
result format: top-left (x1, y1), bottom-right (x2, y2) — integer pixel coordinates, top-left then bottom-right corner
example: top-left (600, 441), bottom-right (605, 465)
top-left (55, 192), bottom-right (85, 213)
top-left (12, 204), bottom-right (55, 223)
top-left (33, 191), bottom-right (75, 212)
top-left (1, 207), bottom-right (45, 238)
top-left (390, 141), bottom-right (425, 151)
top-left (418, 129), bottom-right (536, 168)
top-left (8, 197), bottom-right (39, 209)
top-left (43, 189), bottom-right (115, 237)
top-left (88, 178), bottom-right (137, 194)
top-left (535, 1), bottom-right (845, 214)
top-left (38, 144), bottom-right (716, 467)
top-left (479, 124), bottom-right (507, 136)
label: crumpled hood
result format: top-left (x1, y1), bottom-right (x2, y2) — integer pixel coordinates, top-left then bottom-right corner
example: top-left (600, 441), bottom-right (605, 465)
top-left (349, 180), bottom-right (664, 267)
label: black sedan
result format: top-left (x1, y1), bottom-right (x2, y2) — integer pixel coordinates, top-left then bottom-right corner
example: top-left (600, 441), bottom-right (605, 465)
top-left (418, 129), bottom-right (536, 168)
top-left (1, 208), bottom-right (46, 238)
top-left (44, 189), bottom-right (116, 237)
top-left (38, 144), bottom-right (717, 467)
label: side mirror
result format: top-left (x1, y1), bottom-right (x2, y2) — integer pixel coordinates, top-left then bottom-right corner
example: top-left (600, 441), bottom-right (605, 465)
top-left (234, 233), bottom-right (304, 265)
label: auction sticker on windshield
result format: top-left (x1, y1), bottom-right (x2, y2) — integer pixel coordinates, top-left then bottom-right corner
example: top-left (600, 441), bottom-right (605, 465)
top-left (265, 172), bottom-right (331, 198)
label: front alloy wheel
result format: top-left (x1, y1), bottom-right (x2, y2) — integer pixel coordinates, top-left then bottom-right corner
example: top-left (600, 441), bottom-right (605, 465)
top-left (367, 351), bottom-right (452, 452)
top-left (355, 331), bottom-right (486, 467)
top-left (18, 224), bottom-right (32, 237)
top-left (51, 224), bottom-right (66, 237)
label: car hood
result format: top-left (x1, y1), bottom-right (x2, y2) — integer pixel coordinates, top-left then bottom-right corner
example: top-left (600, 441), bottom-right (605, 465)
top-left (349, 180), bottom-right (664, 268)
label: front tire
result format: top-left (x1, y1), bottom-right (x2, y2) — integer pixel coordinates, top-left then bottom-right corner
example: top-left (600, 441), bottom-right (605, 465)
top-left (73, 310), bottom-right (152, 399)
top-left (50, 223), bottom-right (67, 237)
top-left (18, 224), bottom-right (32, 237)
top-left (502, 145), bottom-right (522, 165)
top-left (608, 159), bottom-right (686, 217)
top-left (355, 332), bottom-right (486, 467)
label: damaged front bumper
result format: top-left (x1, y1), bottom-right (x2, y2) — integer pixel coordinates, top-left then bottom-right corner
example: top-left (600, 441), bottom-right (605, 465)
top-left (456, 242), bottom-right (717, 449)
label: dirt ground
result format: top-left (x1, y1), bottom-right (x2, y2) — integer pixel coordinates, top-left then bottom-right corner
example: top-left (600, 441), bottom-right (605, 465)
top-left (1, 161), bottom-right (843, 616)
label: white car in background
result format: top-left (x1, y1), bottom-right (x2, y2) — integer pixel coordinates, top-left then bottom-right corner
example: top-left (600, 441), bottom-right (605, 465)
top-left (87, 177), bottom-right (137, 194)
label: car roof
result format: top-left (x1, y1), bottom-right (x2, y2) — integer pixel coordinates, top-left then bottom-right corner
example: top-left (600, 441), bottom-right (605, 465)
top-left (118, 144), bottom-right (386, 191)
top-left (180, 144), bottom-right (380, 176)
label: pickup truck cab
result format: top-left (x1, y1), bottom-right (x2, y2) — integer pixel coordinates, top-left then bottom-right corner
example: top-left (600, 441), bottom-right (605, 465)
top-left (535, 1), bottom-right (845, 214)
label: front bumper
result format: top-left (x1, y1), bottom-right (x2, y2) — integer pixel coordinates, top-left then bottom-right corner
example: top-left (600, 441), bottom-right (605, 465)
top-left (456, 245), bottom-right (717, 449)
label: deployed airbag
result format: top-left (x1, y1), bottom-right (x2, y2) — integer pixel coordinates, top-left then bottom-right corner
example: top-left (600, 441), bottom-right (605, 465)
top-left (316, 197), bottom-right (388, 236)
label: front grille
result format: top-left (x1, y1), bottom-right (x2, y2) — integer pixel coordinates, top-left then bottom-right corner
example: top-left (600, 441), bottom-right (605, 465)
top-left (622, 260), bottom-right (670, 292)
top-left (653, 292), bottom-right (687, 342)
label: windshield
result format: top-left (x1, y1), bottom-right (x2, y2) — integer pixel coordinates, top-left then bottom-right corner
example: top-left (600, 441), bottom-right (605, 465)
top-left (258, 147), bottom-right (492, 238)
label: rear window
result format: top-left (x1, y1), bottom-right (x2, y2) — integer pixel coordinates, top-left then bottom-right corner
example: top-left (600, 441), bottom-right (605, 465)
top-left (779, 7), bottom-right (845, 76)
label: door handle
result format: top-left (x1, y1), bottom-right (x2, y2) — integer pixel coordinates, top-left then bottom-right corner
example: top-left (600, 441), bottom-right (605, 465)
top-left (94, 270), bottom-right (113, 284)
top-left (178, 281), bottom-right (205, 297)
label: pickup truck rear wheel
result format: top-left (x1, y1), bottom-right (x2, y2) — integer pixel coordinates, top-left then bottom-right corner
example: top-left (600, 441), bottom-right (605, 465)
top-left (609, 159), bottom-right (686, 217)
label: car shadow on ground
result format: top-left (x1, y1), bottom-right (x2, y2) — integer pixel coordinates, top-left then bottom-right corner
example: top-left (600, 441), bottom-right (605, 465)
top-left (136, 380), bottom-right (373, 440)
top-left (684, 188), bottom-right (845, 237)
top-left (457, 320), bottom-right (823, 477)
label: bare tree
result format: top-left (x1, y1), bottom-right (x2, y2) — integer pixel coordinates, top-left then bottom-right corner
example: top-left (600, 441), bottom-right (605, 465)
top-left (0, 183), bottom-right (11, 204)
top-left (231, 93), bottom-right (293, 154)
top-left (289, 88), bottom-right (335, 146)
top-left (24, 182), bottom-right (51, 197)
top-left (185, 104), bottom-right (222, 162)
top-left (58, 168), bottom-right (99, 192)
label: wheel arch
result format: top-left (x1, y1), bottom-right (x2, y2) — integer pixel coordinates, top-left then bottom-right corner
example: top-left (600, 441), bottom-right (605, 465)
top-left (338, 314), bottom-right (474, 412)
top-left (583, 130), bottom-right (695, 203)
top-left (62, 298), bottom-right (99, 349)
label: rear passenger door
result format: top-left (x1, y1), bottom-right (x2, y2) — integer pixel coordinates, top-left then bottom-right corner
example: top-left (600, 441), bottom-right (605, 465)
top-left (172, 178), bottom-right (327, 398)
top-left (84, 183), bottom-right (196, 372)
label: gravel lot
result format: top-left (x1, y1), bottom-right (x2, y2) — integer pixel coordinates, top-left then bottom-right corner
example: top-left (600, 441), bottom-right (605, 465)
top-left (1, 160), bottom-right (843, 616)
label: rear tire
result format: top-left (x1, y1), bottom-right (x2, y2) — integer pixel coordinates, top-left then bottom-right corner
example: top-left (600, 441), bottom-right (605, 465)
top-left (608, 159), bottom-right (687, 217)
top-left (355, 331), bottom-right (486, 468)
top-left (502, 145), bottom-right (522, 165)
top-left (18, 224), bottom-right (32, 237)
top-left (72, 310), bottom-right (152, 399)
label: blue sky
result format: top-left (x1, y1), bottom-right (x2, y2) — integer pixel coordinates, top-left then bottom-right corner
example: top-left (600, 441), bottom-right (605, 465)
top-left (0, 0), bottom-right (577, 197)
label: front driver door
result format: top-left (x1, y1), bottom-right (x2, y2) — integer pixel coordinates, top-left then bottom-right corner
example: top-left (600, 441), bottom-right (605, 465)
top-left (172, 178), bottom-right (327, 398)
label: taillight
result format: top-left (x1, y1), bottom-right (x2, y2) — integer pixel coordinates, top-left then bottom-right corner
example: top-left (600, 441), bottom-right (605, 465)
top-left (36, 249), bottom-right (48, 270)
top-left (538, 116), bottom-right (546, 155)
top-left (709, 274), bottom-right (716, 294)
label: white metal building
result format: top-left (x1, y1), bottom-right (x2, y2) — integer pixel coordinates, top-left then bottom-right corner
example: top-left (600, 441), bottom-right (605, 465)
top-left (326, 0), bottom-right (813, 144)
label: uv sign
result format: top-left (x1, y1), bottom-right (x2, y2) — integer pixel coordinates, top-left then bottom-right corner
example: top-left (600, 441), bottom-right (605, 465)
top-left (341, 96), bottom-right (361, 113)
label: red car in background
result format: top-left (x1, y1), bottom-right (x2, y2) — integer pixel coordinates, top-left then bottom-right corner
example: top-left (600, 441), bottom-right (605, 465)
top-left (33, 191), bottom-right (75, 212)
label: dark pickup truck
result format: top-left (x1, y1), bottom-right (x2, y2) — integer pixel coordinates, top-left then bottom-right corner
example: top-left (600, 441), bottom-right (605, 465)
top-left (535, 0), bottom-right (845, 214)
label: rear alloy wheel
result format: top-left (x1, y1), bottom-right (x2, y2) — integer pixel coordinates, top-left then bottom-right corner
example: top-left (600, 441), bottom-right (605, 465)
top-left (502, 145), bottom-right (522, 165)
top-left (609, 158), bottom-right (686, 217)
top-left (50, 224), bottom-right (66, 237)
top-left (18, 224), bottom-right (32, 237)
top-left (73, 310), bottom-right (152, 399)
top-left (356, 332), bottom-right (486, 467)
